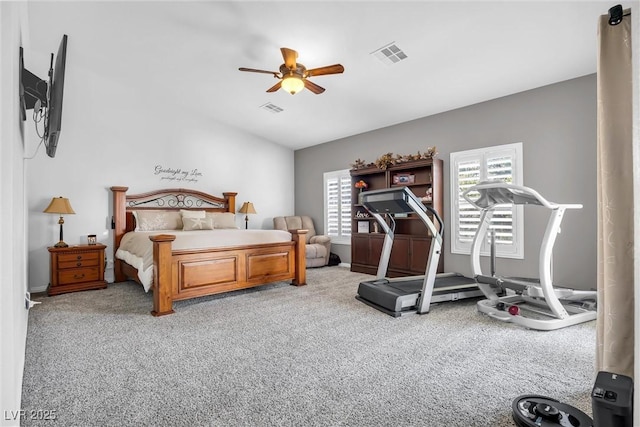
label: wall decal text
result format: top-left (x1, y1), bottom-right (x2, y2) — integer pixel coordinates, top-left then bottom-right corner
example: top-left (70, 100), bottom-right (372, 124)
top-left (155, 165), bottom-right (203, 183)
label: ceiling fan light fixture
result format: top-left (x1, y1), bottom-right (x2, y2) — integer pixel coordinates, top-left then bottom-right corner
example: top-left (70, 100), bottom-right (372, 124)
top-left (239, 47), bottom-right (342, 95)
top-left (281, 75), bottom-right (305, 95)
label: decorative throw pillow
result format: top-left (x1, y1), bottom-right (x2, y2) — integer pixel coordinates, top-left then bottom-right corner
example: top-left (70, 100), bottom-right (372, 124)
top-left (133, 210), bottom-right (183, 231)
top-left (206, 212), bottom-right (239, 229)
top-left (180, 209), bottom-right (206, 219)
top-left (182, 217), bottom-right (214, 231)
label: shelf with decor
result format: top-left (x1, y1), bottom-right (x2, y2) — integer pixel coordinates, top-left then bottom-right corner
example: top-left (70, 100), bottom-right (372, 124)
top-left (350, 151), bottom-right (443, 276)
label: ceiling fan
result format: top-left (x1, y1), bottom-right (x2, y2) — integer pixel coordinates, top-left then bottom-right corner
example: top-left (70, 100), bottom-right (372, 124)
top-left (239, 47), bottom-right (344, 95)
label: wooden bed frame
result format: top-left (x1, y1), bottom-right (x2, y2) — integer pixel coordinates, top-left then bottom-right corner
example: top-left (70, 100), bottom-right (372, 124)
top-left (111, 186), bottom-right (306, 316)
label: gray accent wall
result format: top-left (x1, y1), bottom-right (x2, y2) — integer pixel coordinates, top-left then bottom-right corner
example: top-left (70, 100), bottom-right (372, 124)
top-left (295, 74), bottom-right (596, 290)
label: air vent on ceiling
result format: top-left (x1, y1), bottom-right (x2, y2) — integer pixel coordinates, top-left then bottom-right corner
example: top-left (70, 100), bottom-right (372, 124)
top-left (371, 42), bottom-right (408, 65)
top-left (260, 102), bottom-right (284, 113)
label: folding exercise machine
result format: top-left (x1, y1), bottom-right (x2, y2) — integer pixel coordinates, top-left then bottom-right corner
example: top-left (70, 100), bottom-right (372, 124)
top-left (355, 187), bottom-right (482, 317)
top-left (463, 181), bottom-right (597, 331)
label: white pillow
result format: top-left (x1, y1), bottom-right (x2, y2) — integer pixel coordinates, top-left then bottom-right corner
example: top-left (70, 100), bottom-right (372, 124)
top-left (133, 210), bottom-right (183, 231)
top-left (206, 212), bottom-right (239, 229)
top-left (182, 217), bottom-right (214, 231)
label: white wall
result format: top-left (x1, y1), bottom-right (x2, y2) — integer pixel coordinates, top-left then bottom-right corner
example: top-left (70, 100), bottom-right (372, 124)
top-left (24, 5), bottom-right (295, 293)
top-left (0, 3), bottom-right (29, 426)
top-left (632, 2), bottom-right (639, 422)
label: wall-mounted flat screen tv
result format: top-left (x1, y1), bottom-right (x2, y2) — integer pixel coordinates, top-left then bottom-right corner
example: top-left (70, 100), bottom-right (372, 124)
top-left (44, 34), bottom-right (68, 158)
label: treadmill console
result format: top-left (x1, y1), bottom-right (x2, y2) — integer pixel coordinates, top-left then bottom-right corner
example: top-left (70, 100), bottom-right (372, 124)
top-left (361, 187), bottom-right (417, 215)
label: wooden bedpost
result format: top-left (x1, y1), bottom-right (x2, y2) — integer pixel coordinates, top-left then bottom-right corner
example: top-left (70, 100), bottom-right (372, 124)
top-left (150, 234), bottom-right (176, 316)
top-left (223, 192), bottom-right (237, 213)
top-left (111, 186), bottom-right (129, 283)
top-left (290, 229), bottom-right (307, 286)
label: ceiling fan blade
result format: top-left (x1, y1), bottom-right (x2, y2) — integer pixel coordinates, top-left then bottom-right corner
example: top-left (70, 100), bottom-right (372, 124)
top-left (266, 81), bottom-right (282, 93)
top-left (306, 64), bottom-right (345, 77)
top-left (280, 48), bottom-right (298, 69)
top-left (304, 79), bottom-right (325, 94)
top-left (239, 67), bottom-right (279, 78)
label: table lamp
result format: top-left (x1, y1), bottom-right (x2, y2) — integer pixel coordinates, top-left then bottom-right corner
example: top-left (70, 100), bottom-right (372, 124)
top-left (239, 202), bottom-right (256, 229)
top-left (43, 197), bottom-right (75, 247)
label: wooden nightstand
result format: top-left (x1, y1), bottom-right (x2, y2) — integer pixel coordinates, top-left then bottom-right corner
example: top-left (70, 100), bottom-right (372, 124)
top-left (48, 244), bottom-right (108, 296)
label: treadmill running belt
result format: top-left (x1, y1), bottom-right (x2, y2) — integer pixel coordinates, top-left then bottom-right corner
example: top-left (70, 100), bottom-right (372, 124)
top-left (357, 274), bottom-right (479, 317)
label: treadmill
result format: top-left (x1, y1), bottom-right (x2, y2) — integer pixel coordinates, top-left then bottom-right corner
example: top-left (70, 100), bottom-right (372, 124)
top-left (463, 181), bottom-right (597, 330)
top-left (355, 186), bottom-right (483, 317)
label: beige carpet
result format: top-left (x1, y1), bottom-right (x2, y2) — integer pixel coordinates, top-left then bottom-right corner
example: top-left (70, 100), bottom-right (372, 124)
top-left (21, 266), bottom-right (596, 426)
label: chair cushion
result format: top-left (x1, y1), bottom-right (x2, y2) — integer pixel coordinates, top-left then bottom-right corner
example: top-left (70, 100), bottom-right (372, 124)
top-left (285, 216), bottom-right (303, 230)
top-left (306, 243), bottom-right (328, 260)
top-left (273, 216), bottom-right (317, 244)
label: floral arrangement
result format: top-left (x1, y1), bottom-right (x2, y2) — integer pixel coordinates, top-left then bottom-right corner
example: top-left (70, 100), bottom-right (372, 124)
top-left (375, 153), bottom-right (395, 170)
top-left (354, 180), bottom-right (368, 190)
top-left (350, 146), bottom-right (438, 170)
top-left (351, 159), bottom-right (367, 169)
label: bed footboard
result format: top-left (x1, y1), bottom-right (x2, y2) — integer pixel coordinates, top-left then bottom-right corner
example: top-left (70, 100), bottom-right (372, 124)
top-left (149, 231), bottom-right (307, 316)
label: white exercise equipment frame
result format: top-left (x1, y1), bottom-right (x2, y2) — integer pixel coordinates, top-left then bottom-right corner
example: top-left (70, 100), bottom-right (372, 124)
top-left (463, 181), bottom-right (597, 331)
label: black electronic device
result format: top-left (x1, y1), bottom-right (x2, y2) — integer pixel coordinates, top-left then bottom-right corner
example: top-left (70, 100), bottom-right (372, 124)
top-left (608, 4), bottom-right (624, 25)
top-left (512, 395), bottom-right (593, 427)
top-left (592, 371), bottom-right (633, 427)
top-left (44, 34), bottom-right (68, 158)
top-left (512, 371), bottom-right (633, 427)
top-left (20, 34), bottom-right (68, 158)
top-left (20, 48), bottom-right (48, 113)
top-left (362, 188), bottom-right (414, 214)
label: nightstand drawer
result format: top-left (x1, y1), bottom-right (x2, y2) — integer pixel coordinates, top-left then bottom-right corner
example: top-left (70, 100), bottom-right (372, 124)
top-left (58, 252), bottom-right (100, 269)
top-left (58, 267), bottom-right (100, 284)
top-left (58, 258), bottom-right (99, 269)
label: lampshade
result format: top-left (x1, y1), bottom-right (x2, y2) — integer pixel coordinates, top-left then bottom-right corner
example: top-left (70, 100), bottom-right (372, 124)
top-left (281, 75), bottom-right (305, 95)
top-left (239, 202), bottom-right (257, 214)
top-left (43, 197), bottom-right (75, 215)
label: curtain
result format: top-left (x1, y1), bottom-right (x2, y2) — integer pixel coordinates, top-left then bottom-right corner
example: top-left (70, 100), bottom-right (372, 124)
top-left (596, 9), bottom-right (634, 378)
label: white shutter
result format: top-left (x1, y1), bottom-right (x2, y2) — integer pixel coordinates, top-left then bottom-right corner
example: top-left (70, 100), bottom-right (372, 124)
top-left (340, 176), bottom-right (352, 237)
top-left (486, 151), bottom-right (514, 247)
top-left (456, 158), bottom-right (481, 245)
top-left (324, 169), bottom-right (352, 244)
top-left (326, 177), bottom-right (340, 236)
top-left (450, 142), bottom-right (523, 258)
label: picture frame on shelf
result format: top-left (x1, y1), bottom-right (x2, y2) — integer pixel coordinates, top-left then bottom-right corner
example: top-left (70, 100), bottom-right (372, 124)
top-left (358, 221), bottom-right (370, 233)
top-left (392, 173), bottom-right (415, 185)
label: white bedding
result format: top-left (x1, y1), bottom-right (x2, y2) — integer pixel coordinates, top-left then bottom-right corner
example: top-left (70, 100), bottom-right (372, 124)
top-left (115, 229), bottom-right (292, 291)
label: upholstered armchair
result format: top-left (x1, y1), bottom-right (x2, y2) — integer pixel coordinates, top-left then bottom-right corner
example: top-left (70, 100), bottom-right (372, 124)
top-left (273, 216), bottom-right (331, 268)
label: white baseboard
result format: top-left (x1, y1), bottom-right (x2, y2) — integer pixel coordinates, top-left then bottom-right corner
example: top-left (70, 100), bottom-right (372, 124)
top-left (29, 285), bottom-right (48, 294)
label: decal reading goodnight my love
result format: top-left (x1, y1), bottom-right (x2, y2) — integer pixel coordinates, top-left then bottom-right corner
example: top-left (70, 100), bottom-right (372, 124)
top-left (154, 165), bottom-right (203, 183)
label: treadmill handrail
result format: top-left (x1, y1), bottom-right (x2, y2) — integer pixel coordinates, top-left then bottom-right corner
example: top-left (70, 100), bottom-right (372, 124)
top-left (361, 186), bottom-right (444, 238)
top-left (462, 181), bottom-right (582, 211)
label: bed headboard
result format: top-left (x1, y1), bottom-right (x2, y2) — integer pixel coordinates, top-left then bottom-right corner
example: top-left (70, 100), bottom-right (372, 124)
top-left (110, 186), bottom-right (237, 253)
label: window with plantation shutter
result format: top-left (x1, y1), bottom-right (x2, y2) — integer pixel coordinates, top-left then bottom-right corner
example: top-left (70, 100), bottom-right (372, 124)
top-left (450, 143), bottom-right (523, 259)
top-left (324, 169), bottom-right (352, 244)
